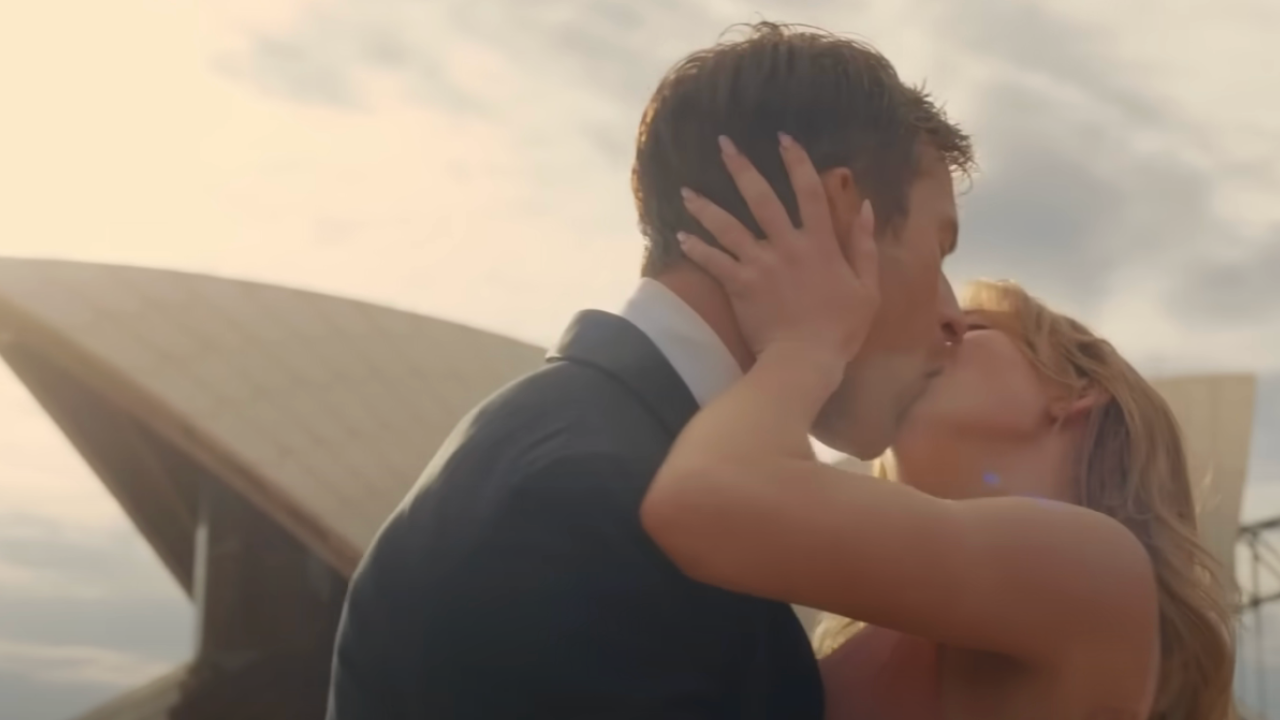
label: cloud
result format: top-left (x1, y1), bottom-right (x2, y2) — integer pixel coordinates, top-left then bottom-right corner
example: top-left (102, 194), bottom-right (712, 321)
top-left (221, 0), bottom-right (485, 112)
top-left (0, 366), bottom-right (134, 531)
top-left (0, 559), bottom-right (106, 602)
top-left (217, 0), bottom-right (1280, 342)
top-left (0, 672), bottom-right (117, 720)
top-left (1175, 226), bottom-right (1280, 326)
top-left (236, 33), bottom-right (362, 107)
top-left (0, 514), bottom-right (183, 601)
top-left (220, 0), bottom-right (724, 118)
top-left (913, 0), bottom-right (1280, 406)
top-left (0, 590), bottom-right (190, 665)
top-left (0, 510), bottom-right (191, 719)
top-left (953, 68), bottom-right (1280, 347)
top-left (939, 0), bottom-right (1175, 130)
top-left (0, 640), bottom-right (173, 689)
top-left (950, 80), bottom-right (1131, 309)
top-left (929, 0), bottom-right (1251, 316)
top-left (0, 512), bottom-right (192, 665)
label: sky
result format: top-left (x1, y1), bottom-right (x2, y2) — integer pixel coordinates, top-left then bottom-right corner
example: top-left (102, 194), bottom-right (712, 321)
top-left (1, 0), bottom-right (1279, 717)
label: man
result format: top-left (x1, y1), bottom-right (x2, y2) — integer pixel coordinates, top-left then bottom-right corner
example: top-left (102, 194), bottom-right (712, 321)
top-left (328, 21), bottom-right (972, 719)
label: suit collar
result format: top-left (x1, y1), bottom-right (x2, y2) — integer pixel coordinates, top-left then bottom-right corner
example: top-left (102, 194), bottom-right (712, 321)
top-left (547, 310), bottom-right (699, 438)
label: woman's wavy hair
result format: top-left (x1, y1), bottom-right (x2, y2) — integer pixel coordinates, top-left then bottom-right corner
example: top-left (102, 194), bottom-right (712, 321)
top-left (814, 280), bottom-right (1237, 719)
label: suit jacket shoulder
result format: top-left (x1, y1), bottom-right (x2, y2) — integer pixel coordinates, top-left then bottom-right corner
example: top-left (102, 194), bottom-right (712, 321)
top-left (328, 311), bottom-right (823, 720)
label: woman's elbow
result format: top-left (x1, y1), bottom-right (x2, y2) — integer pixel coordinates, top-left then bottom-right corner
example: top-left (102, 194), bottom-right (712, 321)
top-left (640, 464), bottom-right (732, 575)
top-left (640, 463), bottom-right (703, 540)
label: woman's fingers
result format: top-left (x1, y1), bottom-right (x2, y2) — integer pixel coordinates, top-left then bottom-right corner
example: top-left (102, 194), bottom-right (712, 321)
top-left (678, 231), bottom-right (743, 288)
top-left (682, 188), bottom-right (760, 262)
top-left (683, 133), bottom-right (855, 285)
top-left (718, 135), bottom-right (795, 242)
top-left (677, 133), bottom-right (877, 363)
top-left (777, 133), bottom-right (835, 250)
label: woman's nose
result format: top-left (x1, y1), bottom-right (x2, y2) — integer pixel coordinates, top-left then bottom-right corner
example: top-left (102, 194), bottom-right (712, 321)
top-left (938, 275), bottom-right (967, 344)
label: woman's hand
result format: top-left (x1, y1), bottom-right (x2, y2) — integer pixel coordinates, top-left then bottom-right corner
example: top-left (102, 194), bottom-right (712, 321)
top-left (677, 133), bottom-right (879, 365)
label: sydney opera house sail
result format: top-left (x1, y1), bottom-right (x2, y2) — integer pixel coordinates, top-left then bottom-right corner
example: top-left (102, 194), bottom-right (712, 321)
top-left (0, 258), bottom-right (1261, 719)
top-left (0, 259), bottom-right (544, 720)
top-left (1152, 374), bottom-right (1256, 585)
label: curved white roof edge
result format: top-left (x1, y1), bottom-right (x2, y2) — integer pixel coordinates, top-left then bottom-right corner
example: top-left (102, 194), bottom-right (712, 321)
top-left (0, 258), bottom-right (546, 577)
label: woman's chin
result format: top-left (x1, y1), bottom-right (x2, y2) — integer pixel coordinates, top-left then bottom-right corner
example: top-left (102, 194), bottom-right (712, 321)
top-left (887, 421), bottom-right (940, 469)
top-left (889, 440), bottom-right (971, 500)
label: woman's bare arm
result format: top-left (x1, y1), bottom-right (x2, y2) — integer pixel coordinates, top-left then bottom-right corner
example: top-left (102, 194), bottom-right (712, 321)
top-left (642, 345), bottom-right (1155, 664)
top-left (639, 135), bottom-right (1158, 669)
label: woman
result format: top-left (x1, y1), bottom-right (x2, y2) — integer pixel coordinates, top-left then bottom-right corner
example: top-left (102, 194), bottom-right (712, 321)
top-left (640, 139), bottom-right (1235, 718)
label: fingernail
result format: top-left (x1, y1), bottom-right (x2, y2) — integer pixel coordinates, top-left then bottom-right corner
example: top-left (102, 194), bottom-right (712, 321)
top-left (778, 132), bottom-right (795, 149)
top-left (676, 231), bottom-right (692, 245)
top-left (718, 135), bottom-right (737, 156)
top-left (680, 187), bottom-right (697, 203)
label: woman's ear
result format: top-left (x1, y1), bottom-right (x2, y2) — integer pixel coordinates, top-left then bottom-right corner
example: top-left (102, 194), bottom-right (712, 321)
top-left (1050, 386), bottom-right (1107, 423)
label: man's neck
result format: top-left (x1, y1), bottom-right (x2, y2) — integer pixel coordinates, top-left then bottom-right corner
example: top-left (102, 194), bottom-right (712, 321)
top-left (650, 264), bottom-right (755, 372)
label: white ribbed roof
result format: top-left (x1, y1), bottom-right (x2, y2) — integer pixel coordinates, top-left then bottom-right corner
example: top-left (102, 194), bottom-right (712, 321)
top-left (0, 259), bottom-right (545, 574)
top-left (1149, 373), bottom-right (1257, 583)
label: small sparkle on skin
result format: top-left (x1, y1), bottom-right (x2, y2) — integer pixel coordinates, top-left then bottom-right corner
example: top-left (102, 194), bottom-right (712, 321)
top-left (982, 472), bottom-right (1000, 487)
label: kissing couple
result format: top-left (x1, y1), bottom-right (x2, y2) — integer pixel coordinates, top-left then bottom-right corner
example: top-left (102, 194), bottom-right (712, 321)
top-left (328, 22), bottom-right (1235, 720)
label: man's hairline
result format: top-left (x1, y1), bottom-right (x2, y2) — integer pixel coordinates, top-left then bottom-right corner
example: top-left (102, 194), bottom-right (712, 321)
top-left (640, 137), bottom-right (966, 274)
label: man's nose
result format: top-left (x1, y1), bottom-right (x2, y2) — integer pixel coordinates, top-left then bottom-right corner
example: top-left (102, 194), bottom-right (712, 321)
top-left (939, 275), bottom-right (966, 345)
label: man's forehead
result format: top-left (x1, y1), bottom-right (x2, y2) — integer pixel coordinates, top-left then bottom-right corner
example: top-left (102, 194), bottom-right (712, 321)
top-left (913, 143), bottom-right (955, 178)
top-left (909, 153), bottom-right (957, 200)
top-left (906, 164), bottom-right (960, 247)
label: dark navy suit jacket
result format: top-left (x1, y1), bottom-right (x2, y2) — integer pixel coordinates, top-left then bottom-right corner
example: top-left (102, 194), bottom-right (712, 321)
top-left (327, 310), bottom-right (823, 719)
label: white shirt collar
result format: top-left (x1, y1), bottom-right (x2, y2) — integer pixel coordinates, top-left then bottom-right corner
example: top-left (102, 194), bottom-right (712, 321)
top-left (618, 278), bottom-right (743, 407)
top-left (620, 279), bottom-right (827, 632)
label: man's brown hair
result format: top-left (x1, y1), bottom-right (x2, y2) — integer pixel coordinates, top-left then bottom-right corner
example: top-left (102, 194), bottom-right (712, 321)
top-left (633, 22), bottom-right (974, 276)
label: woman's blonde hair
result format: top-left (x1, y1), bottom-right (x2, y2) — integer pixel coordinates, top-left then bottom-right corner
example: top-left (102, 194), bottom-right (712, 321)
top-left (814, 280), bottom-right (1237, 719)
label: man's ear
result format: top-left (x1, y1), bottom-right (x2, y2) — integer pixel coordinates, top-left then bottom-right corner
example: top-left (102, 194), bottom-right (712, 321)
top-left (819, 167), bottom-right (862, 261)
